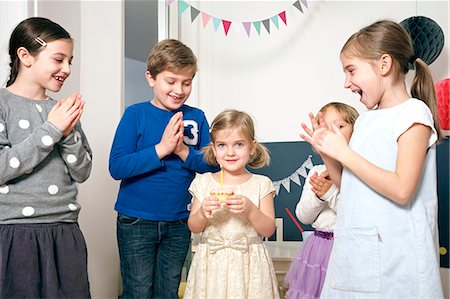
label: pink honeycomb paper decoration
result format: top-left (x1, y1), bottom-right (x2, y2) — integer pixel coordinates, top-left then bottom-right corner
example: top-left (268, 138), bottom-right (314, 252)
top-left (435, 78), bottom-right (449, 130)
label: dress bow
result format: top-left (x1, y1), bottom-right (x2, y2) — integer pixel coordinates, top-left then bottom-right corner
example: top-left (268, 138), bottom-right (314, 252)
top-left (207, 236), bottom-right (248, 254)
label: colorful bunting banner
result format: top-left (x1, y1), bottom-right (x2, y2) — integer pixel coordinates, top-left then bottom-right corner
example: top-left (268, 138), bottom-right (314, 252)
top-left (167, 0), bottom-right (309, 37)
top-left (273, 155), bottom-right (313, 196)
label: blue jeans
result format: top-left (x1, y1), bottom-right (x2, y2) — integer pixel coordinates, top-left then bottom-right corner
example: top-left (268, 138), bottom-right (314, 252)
top-left (117, 213), bottom-right (191, 299)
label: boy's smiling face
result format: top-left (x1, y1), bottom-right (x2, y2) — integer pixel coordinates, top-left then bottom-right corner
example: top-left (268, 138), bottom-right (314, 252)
top-left (146, 68), bottom-right (194, 111)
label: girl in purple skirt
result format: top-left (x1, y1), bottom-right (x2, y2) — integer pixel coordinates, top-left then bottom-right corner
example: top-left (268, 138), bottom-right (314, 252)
top-left (283, 102), bottom-right (358, 299)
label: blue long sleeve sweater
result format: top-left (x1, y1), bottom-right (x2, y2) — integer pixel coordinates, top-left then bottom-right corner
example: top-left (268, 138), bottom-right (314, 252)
top-left (109, 101), bottom-right (217, 221)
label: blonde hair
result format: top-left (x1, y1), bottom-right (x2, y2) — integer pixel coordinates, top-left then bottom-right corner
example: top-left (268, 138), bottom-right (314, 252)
top-left (341, 19), bottom-right (442, 140)
top-left (146, 39), bottom-right (197, 79)
top-left (203, 110), bottom-right (270, 169)
top-left (318, 102), bottom-right (359, 126)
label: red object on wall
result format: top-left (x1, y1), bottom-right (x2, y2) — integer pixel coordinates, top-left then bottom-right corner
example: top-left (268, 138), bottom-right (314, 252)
top-left (435, 78), bottom-right (450, 130)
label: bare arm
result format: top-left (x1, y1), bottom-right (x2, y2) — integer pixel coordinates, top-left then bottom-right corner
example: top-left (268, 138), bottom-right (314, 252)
top-left (314, 123), bottom-right (431, 205)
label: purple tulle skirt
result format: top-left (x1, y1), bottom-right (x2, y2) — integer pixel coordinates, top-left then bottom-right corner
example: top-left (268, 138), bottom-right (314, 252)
top-left (283, 230), bottom-right (334, 299)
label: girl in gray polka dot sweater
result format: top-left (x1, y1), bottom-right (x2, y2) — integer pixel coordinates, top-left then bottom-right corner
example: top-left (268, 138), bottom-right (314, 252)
top-left (0, 17), bottom-right (92, 298)
top-left (0, 88), bottom-right (92, 223)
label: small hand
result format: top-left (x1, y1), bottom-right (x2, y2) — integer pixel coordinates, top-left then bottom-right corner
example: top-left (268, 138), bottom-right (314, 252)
top-left (226, 194), bottom-right (255, 217)
top-left (201, 195), bottom-right (221, 219)
top-left (174, 114), bottom-right (189, 160)
top-left (48, 93), bottom-right (84, 136)
top-left (310, 171), bottom-right (333, 198)
top-left (300, 112), bottom-right (326, 150)
top-left (314, 123), bottom-right (349, 161)
top-left (156, 112), bottom-right (184, 158)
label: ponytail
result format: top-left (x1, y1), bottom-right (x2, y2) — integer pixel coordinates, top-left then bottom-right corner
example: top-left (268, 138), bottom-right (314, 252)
top-left (410, 58), bottom-right (443, 140)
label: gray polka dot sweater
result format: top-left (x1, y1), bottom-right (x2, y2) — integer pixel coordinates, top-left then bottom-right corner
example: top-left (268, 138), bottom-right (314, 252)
top-left (0, 88), bottom-right (92, 223)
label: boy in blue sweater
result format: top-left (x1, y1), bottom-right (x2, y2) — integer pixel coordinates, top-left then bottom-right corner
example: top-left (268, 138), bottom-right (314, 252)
top-left (109, 39), bottom-right (217, 299)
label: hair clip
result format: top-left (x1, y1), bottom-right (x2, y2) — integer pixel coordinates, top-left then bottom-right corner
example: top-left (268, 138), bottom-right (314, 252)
top-left (34, 37), bottom-right (47, 47)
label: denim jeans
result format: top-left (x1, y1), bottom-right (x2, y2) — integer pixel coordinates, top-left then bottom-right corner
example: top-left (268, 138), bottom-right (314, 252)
top-left (117, 213), bottom-right (191, 299)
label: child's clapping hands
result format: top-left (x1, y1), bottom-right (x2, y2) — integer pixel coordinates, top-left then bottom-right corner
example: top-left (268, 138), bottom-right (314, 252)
top-left (47, 92), bottom-right (84, 136)
top-left (309, 171), bottom-right (333, 199)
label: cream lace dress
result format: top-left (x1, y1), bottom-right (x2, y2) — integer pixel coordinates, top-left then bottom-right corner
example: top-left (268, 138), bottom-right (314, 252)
top-left (184, 173), bottom-right (280, 299)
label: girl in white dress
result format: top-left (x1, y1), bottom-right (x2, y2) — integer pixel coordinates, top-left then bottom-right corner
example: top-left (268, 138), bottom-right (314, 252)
top-left (284, 102), bottom-right (358, 299)
top-left (301, 20), bottom-right (443, 298)
top-left (184, 109), bottom-right (279, 299)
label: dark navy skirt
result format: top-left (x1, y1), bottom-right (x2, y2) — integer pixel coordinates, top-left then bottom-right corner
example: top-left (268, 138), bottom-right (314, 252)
top-left (0, 222), bottom-right (90, 298)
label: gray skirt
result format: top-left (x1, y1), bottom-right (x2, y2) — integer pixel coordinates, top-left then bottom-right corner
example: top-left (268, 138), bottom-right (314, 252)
top-left (0, 222), bottom-right (90, 298)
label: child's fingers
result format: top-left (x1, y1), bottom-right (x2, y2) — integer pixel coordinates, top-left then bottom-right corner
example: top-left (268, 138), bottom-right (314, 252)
top-left (320, 170), bottom-right (329, 178)
top-left (309, 112), bottom-right (319, 130)
top-left (301, 122), bottom-right (314, 138)
top-left (317, 112), bottom-right (326, 129)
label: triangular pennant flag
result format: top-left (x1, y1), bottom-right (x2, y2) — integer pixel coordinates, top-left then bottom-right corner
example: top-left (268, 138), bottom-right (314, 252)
top-left (178, 0), bottom-right (189, 16)
top-left (274, 183), bottom-right (281, 196)
top-left (293, 0), bottom-right (303, 13)
top-left (201, 12), bottom-right (211, 28)
top-left (278, 11), bottom-right (287, 25)
top-left (242, 22), bottom-right (251, 37)
top-left (212, 17), bottom-right (221, 31)
top-left (290, 173), bottom-right (301, 186)
top-left (262, 19), bottom-right (270, 33)
top-left (190, 6), bottom-right (200, 22)
top-left (253, 21), bottom-right (261, 35)
top-left (298, 165), bottom-right (307, 178)
top-left (281, 178), bottom-right (291, 193)
top-left (305, 155), bottom-right (313, 169)
top-left (270, 15), bottom-right (279, 29)
top-left (300, 0), bottom-right (308, 8)
top-left (222, 20), bottom-right (232, 36)
top-left (165, 0), bottom-right (175, 6)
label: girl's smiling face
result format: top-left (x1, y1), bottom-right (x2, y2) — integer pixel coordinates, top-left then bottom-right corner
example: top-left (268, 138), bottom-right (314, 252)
top-left (30, 38), bottom-right (73, 93)
top-left (213, 128), bottom-right (255, 176)
top-left (340, 53), bottom-right (384, 110)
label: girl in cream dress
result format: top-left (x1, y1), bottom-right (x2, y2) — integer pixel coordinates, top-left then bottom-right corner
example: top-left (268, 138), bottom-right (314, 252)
top-left (184, 110), bottom-right (279, 299)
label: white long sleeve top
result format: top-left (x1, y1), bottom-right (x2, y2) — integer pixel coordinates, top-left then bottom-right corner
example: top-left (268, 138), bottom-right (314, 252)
top-left (295, 164), bottom-right (339, 232)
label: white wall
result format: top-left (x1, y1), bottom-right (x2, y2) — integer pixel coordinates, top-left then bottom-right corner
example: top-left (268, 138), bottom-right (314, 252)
top-left (78, 2), bottom-right (123, 298)
top-left (0, 0), bottom-right (28, 86)
top-left (177, 0), bottom-right (449, 142)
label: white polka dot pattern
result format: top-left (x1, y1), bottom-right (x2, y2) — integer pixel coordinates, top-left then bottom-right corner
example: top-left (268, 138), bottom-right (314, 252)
top-left (35, 104), bottom-right (43, 112)
top-left (86, 152), bottom-right (92, 161)
top-left (9, 157), bottom-right (20, 168)
top-left (0, 123), bottom-right (4, 132)
top-left (48, 185), bottom-right (59, 195)
top-left (0, 185), bottom-right (9, 194)
top-left (41, 135), bottom-right (54, 146)
top-left (22, 206), bottom-right (35, 216)
top-left (68, 203), bottom-right (78, 211)
top-left (19, 119), bottom-right (30, 129)
top-left (67, 154), bottom-right (77, 164)
top-left (74, 131), bottom-right (81, 142)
